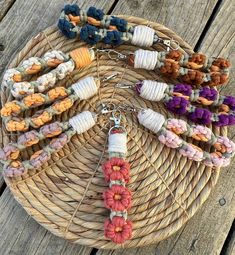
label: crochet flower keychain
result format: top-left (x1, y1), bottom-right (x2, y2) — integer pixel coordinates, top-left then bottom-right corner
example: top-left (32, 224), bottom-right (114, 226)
top-left (102, 109), bottom-right (132, 244)
top-left (116, 80), bottom-right (235, 126)
top-left (58, 4), bottom-right (179, 49)
top-left (1, 76), bottom-right (99, 131)
top-left (0, 110), bottom-right (97, 177)
top-left (2, 47), bottom-right (95, 98)
top-left (115, 104), bottom-right (235, 168)
top-left (57, 5), bottom-right (230, 87)
top-left (98, 49), bottom-right (230, 87)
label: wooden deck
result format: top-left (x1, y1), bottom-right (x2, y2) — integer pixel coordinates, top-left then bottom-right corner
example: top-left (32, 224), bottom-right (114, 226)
top-left (0, 0), bottom-right (234, 254)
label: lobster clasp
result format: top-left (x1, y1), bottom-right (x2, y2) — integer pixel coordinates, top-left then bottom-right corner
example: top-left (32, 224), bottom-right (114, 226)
top-left (110, 110), bottom-right (122, 127)
top-left (101, 103), bottom-right (116, 114)
top-left (96, 48), bottom-right (127, 61)
top-left (160, 38), bottom-right (179, 51)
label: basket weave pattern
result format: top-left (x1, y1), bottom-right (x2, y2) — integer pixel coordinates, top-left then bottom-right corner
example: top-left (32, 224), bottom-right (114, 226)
top-left (1, 16), bottom-right (226, 249)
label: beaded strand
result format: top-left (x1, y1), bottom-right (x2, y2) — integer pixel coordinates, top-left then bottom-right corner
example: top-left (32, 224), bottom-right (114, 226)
top-left (138, 108), bottom-right (235, 167)
top-left (3, 111), bottom-right (97, 177)
top-left (134, 80), bottom-right (235, 126)
top-left (1, 76), bottom-right (99, 131)
top-left (3, 47), bottom-right (95, 98)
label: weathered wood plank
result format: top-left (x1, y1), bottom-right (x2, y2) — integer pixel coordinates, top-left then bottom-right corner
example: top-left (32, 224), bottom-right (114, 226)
top-left (225, 225), bottom-right (235, 255)
top-left (97, 0), bottom-right (235, 254)
top-left (0, 0), bottom-right (15, 21)
top-left (0, 188), bottom-right (93, 255)
top-left (112, 0), bottom-right (218, 48)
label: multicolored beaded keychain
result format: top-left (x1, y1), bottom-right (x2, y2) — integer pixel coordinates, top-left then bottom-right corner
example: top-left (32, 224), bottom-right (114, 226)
top-left (1, 76), bottom-right (99, 131)
top-left (116, 80), bottom-right (235, 126)
top-left (58, 4), bottom-right (230, 87)
top-left (3, 47), bottom-right (95, 98)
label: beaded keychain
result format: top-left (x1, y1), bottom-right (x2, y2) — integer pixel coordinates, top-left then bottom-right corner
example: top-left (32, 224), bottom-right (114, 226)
top-left (57, 5), bottom-right (230, 87)
top-left (58, 4), bottom-right (179, 49)
top-left (2, 47), bottom-right (95, 98)
top-left (134, 107), bottom-right (235, 167)
top-left (116, 80), bottom-right (235, 126)
top-left (99, 49), bottom-right (229, 87)
top-left (1, 110), bottom-right (97, 177)
top-left (1, 76), bottom-right (99, 131)
top-left (102, 110), bottom-right (132, 244)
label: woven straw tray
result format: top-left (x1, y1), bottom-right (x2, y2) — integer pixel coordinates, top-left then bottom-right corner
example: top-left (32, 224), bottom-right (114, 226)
top-left (1, 16), bottom-right (226, 249)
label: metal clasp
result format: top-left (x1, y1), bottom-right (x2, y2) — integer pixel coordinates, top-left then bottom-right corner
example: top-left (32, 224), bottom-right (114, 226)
top-left (115, 83), bottom-right (133, 89)
top-left (102, 73), bottom-right (119, 82)
top-left (159, 38), bottom-right (180, 51)
top-left (96, 48), bottom-right (127, 61)
top-left (101, 103), bottom-right (116, 114)
top-left (110, 110), bottom-right (122, 127)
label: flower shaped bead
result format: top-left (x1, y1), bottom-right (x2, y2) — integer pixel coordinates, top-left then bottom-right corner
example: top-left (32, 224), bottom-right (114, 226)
top-left (179, 144), bottom-right (204, 161)
top-left (188, 108), bottom-right (212, 125)
top-left (214, 136), bottom-right (235, 154)
top-left (104, 216), bottom-right (132, 244)
top-left (204, 153), bottom-right (230, 167)
top-left (158, 130), bottom-right (183, 148)
top-left (103, 185), bottom-right (132, 211)
top-left (4, 161), bottom-right (26, 177)
top-left (166, 96), bottom-right (189, 115)
top-left (191, 125), bottom-right (212, 142)
top-left (166, 119), bottom-right (187, 135)
top-left (102, 157), bottom-right (130, 183)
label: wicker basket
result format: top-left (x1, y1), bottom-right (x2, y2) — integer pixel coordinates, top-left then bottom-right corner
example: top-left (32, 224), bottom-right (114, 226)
top-left (1, 16), bottom-right (226, 249)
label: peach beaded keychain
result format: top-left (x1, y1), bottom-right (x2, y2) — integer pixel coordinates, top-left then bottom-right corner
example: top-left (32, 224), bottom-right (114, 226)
top-left (2, 47), bottom-right (95, 98)
top-left (102, 110), bottom-right (132, 244)
top-left (1, 76), bottom-right (99, 131)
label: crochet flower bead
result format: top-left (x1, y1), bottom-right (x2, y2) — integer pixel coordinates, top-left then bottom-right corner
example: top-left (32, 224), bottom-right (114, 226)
top-left (191, 125), bottom-right (212, 142)
top-left (214, 136), bottom-right (235, 154)
top-left (80, 25), bottom-right (101, 45)
top-left (40, 122), bottom-right (63, 137)
top-left (63, 4), bottom-right (80, 16)
top-left (49, 133), bottom-right (68, 150)
top-left (215, 114), bottom-right (235, 127)
top-left (173, 83), bottom-right (192, 96)
top-left (187, 108), bottom-right (212, 125)
top-left (102, 157), bottom-right (130, 183)
top-left (110, 17), bottom-right (128, 32)
top-left (158, 130), bottom-right (183, 149)
top-left (0, 144), bottom-right (19, 161)
top-left (166, 119), bottom-right (187, 134)
top-left (58, 19), bottom-right (77, 39)
top-left (199, 87), bottom-right (218, 101)
top-left (204, 153), bottom-right (230, 167)
top-left (30, 150), bottom-right (50, 168)
top-left (223, 96), bottom-right (235, 111)
top-left (179, 144), bottom-right (204, 161)
top-left (103, 185), bottom-right (132, 211)
top-left (104, 216), bottom-right (132, 244)
top-left (87, 6), bottom-right (104, 20)
top-left (4, 161), bottom-right (26, 177)
top-left (166, 96), bottom-right (188, 115)
top-left (103, 30), bottom-right (123, 46)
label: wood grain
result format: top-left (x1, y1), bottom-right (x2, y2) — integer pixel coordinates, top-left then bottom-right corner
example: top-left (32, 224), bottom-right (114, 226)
top-left (225, 227), bottom-right (235, 255)
top-left (0, 188), bottom-right (93, 255)
top-left (0, 0), bottom-right (15, 21)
